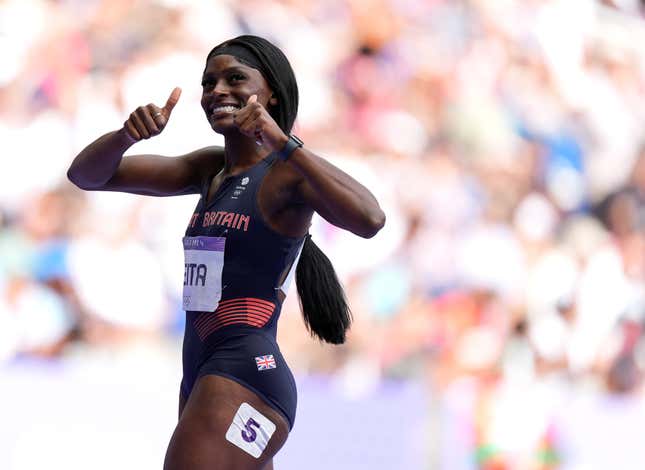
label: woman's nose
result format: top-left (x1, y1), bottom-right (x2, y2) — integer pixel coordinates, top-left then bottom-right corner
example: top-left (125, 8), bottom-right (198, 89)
top-left (212, 79), bottom-right (230, 95)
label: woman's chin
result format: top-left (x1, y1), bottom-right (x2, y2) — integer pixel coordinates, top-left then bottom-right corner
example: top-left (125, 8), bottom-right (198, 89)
top-left (209, 122), bottom-right (230, 134)
top-left (208, 116), bottom-right (235, 133)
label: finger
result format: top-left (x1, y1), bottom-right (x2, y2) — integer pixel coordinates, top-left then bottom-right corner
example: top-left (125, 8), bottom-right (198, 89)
top-left (232, 105), bottom-right (253, 129)
top-left (151, 109), bottom-right (166, 128)
top-left (162, 87), bottom-right (182, 117)
top-left (124, 122), bottom-right (141, 141)
top-left (237, 109), bottom-right (262, 135)
top-left (130, 112), bottom-right (150, 139)
top-left (245, 119), bottom-right (265, 146)
top-left (234, 94), bottom-right (260, 123)
top-left (140, 106), bottom-right (161, 134)
top-left (149, 104), bottom-right (168, 130)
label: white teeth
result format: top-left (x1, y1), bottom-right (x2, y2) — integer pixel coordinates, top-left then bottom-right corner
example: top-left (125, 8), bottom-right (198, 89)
top-left (212, 106), bottom-right (238, 114)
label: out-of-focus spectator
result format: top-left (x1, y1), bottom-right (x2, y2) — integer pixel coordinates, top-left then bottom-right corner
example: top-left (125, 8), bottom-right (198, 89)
top-left (552, 352), bottom-right (645, 470)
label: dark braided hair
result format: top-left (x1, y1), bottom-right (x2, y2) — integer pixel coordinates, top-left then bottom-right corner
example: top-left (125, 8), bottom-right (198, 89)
top-left (207, 35), bottom-right (352, 344)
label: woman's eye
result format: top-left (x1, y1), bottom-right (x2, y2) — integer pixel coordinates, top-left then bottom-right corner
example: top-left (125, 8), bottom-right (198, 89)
top-left (229, 74), bottom-right (245, 83)
top-left (201, 73), bottom-right (245, 88)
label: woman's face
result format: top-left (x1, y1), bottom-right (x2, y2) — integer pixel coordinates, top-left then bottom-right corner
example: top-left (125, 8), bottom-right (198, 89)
top-left (200, 54), bottom-right (273, 134)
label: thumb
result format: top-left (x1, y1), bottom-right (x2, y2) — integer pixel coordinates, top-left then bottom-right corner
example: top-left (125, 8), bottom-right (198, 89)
top-left (162, 87), bottom-right (182, 117)
top-left (247, 94), bottom-right (257, 105)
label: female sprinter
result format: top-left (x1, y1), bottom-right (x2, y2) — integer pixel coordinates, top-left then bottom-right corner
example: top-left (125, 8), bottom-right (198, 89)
top-left (67, 35), bottom-right (385, 470)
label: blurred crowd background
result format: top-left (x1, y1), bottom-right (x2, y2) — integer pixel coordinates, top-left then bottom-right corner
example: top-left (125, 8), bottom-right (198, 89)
top-left (2, 0), bottom-right (645, 469)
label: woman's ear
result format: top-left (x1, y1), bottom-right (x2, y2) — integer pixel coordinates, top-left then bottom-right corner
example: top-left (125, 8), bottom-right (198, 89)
top-left (269, 95), bottom-right (278, 106)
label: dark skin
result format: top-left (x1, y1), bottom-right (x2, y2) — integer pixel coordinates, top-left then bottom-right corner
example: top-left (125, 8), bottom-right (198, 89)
top-left (68, 54), bottom-right (385, 470)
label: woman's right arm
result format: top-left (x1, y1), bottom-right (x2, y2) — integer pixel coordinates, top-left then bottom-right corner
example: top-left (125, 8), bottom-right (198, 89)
top-left (67, 87), bottom-right (224, 196)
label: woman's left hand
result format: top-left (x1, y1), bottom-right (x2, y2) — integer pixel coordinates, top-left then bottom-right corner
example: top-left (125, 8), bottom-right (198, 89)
top-left (233, 95), bottom-right (288, 152)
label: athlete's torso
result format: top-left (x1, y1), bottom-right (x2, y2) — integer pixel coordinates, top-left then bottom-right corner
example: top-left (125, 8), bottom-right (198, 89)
top-left (183, 151), bottom-right (305, 342)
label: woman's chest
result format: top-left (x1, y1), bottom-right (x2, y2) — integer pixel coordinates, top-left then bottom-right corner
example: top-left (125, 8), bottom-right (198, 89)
top-left (186, 194), bottom-right (254, 238)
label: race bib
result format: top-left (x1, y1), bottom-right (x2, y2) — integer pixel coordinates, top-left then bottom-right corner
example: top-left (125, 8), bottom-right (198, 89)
top-left (225, 402), bottom-right (276, 458)
top-left (182, 236), bottom-right (225, 312)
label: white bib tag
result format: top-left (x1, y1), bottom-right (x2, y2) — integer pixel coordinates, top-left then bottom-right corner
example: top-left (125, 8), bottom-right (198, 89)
top-left (182, 236), bottom-right (225, 312)
top-left (225, 402), bottom-right (276, 458)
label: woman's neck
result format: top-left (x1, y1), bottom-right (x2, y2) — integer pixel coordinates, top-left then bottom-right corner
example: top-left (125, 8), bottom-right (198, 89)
top-left (222, 135), bottom-right (270, 174)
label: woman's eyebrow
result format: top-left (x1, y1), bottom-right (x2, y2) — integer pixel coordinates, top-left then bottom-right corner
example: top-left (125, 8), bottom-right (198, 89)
top-left (203, 66), bottom-right (249, 78)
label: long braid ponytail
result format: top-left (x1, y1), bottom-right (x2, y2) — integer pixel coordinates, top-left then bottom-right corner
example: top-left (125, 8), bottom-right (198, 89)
top-left (295, 235), bottom-right (352, 344)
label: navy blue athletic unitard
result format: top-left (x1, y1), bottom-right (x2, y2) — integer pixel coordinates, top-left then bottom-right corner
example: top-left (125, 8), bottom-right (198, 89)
top-left (181, 152), bottom-right (304, 430)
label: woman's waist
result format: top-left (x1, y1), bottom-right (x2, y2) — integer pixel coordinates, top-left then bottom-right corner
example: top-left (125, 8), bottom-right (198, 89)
top-left (186, 297), bottom-right (281, 340)
top-left (186, 320), bottom-right (279, 347)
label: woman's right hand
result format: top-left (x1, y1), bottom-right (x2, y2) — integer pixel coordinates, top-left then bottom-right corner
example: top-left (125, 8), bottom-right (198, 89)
top-left (68, 84), bottom-right (224, 195)
top-left (123, 87), bottom-right (182, 142)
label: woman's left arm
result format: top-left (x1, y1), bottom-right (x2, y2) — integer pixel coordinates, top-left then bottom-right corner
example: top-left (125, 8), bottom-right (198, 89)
top-left (233, 95), bottom-right (385, 238)
top-left (287, 146), bottom-right (386, 238)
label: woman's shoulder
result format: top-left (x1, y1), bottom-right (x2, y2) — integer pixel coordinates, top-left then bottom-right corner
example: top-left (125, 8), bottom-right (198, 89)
top-left (183, 145), bottom-right (225, 186)
top-left (183, 146), bottom-right (225, 172)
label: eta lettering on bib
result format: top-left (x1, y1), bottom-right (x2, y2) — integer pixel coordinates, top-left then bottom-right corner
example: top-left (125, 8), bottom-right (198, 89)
top-left (182, 236), bottom-right (225, 312)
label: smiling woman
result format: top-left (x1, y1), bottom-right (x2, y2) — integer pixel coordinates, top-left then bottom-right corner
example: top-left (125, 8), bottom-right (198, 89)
top-left (200, 56), bottom-right (275, 146)
top-left (66, 34), bottom-right (385, 470)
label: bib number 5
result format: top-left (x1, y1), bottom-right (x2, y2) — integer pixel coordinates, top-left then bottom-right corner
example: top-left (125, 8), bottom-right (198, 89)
top-left (225, 402), bottom-right (276, 458)
top-left (241, 418), bottom-right (261, 442)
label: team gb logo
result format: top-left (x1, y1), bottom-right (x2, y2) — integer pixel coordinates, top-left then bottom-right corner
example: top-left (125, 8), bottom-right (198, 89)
top-left (241, 177), bottom-right (250, 185)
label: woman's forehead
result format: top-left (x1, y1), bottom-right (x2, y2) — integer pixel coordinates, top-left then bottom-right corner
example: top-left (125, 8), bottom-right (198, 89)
top-left (204, 54), bottom-right (256, 73)
top-left (202, 54), bottom-right (271, 92)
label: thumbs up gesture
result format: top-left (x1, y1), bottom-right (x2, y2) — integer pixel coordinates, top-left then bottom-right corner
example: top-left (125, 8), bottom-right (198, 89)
top-left (123, 87), bottom-right (182, 142)
top-left (233, 94), bottom-right (288, 152)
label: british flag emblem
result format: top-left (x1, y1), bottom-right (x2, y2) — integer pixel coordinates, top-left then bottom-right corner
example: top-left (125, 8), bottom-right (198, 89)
top-left (255, 355), bottom-right (276, 371)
